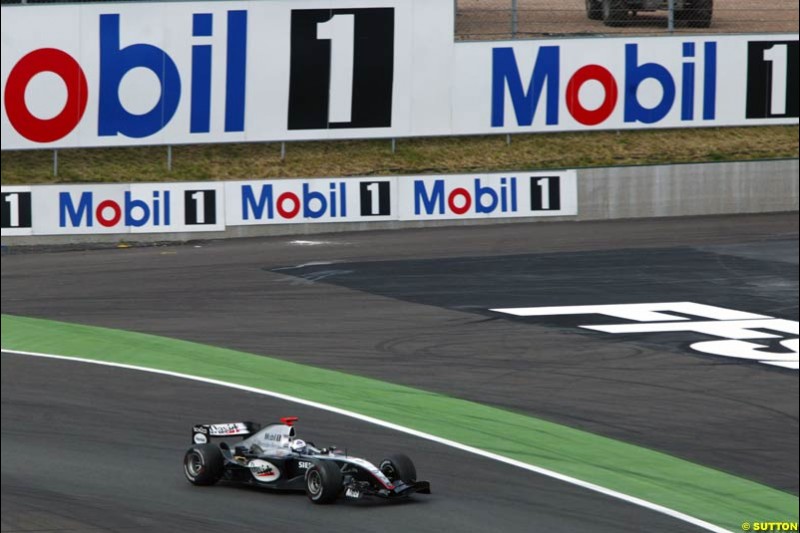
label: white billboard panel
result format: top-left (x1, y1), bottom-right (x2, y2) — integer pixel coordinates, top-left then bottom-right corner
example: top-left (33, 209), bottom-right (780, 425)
top-left (2, 0), bottom-right (795, 150)
top-left (397, 171), bottom-right (577, 221)
top-left (21, 182), bottom-right (224, 235)
top-left (453, 34), bottom-right (799, 134)
top-left (225, 177), bottom-right (395, 225)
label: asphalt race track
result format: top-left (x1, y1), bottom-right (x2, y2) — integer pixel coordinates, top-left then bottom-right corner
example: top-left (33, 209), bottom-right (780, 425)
top-left (1, 353), bottom-right (696, 532)
top-left (2, 213), bottom-right (798, 532)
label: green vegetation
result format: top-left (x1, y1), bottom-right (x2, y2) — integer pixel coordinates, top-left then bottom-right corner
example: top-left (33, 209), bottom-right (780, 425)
top-left (1, 126), bottom-right (797, 184)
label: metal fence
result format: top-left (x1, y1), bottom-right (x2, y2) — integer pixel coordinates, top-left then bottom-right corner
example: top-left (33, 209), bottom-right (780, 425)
top-left (455, 0), bottom-right (800, 39)
top-left (2, 0), bottom-right (798, 39)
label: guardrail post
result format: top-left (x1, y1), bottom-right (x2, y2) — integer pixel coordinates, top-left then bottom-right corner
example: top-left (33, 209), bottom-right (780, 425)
top-left (506, 134), bottom-right (511, 146)
top-left (667, 0), bottom-right (675, 32)
top-left (166, 145), bottom-right (173, 171)
top-left (53, 150), bottom-right (58, 177)
top-left (391, 138), bottom-right (397, 154)
top-left (511, 0), bottom-right (518, 38)
top-left (280, 142), bottom-right (286, 161)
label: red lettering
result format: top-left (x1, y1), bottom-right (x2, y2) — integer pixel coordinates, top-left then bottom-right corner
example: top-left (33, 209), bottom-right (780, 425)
top-left (96, 200), bottom-right (122, 227)
top-left (448, 188), bottom-right (472, 215)
top-left (277, 192), bottom-right (300, 219)
top-left (4, 48), bottom-right (88, 143)
top-left (565, 65), bottom-right (618, 126)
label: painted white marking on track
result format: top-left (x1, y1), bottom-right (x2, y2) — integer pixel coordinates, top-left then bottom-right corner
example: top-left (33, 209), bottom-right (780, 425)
top-left (1, 348), bottom-right (731, 533)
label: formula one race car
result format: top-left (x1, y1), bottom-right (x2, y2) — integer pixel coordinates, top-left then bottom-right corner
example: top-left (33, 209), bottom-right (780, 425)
top-left (183, 417), bottom-right (431, 504)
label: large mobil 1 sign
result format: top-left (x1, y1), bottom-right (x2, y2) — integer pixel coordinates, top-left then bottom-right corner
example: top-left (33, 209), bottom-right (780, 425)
top-left (1, 0), bottom-right (797, 150)
top-left (1, 171), bottom-right (576, 236)
top-left (458, 35), bottom-right (799, 133)
top-left (1, 0), bottom-right (453, 149)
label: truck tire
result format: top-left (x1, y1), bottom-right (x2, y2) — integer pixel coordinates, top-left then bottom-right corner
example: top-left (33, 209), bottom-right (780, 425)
top-left (586, 0), bottom-right (603, 20)
top-left (677, 0), bottom-right (712, 28)
top-left (602, 0), bottom-right (628, 27)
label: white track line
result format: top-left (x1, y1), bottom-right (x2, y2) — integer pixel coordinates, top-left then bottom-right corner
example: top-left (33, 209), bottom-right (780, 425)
top-left (2, 348), bottom-right (730, 533)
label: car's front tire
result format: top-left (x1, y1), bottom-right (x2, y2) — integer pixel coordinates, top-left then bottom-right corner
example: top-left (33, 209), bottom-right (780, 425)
top-left (379, 453), bottom-right (417, 483)
top-left (305, 461), bottom-right (342, 504)
top-left (184, 443), bottom-right (224, 485)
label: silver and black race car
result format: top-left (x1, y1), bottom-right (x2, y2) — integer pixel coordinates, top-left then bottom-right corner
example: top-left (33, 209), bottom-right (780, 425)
top-left (183, 417), bottom-right (431, 504)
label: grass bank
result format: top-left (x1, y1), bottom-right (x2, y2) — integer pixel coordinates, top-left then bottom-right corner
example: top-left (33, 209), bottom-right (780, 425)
top-left (2, 126), bottom-right (798, 184)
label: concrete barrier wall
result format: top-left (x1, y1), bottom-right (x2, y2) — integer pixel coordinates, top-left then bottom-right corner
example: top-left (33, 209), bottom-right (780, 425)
top-left (578, 159), bottom-right (799, 220)
top-left (2, 158), bottom-right (797, 246)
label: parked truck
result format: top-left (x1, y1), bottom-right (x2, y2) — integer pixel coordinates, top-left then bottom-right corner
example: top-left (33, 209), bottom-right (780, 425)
top-left (585, 0), bottom-right (713, 28)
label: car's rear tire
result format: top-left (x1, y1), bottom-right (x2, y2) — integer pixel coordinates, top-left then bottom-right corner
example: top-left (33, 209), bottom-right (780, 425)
top-left (586, 0), bottom-right (602, 20)
top-left (305, 461), bottom-right (342, 504)
top-left (184, 443), bottom-right (224, 485)
top-left (379, 453), bottom-right (417, 483)
top-left (602, 0), bottom-right (628, 27)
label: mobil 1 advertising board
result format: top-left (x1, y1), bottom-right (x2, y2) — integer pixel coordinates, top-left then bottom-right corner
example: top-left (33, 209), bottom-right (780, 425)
top-left (2, 0), bottom-right (797, 151)
top-left (221, 171), bottom-right (576, 226)
top-left (0, 0), bottom-right (453, 149)
top-left (1, 170), bottom-right (578, 236)
top-left (1, 182), bottom-right (225, 235)
top-left (398, 171), bottom-right (577, 221)
top-left (224, 177), bottom-right (395, 226)
top-left (455, 33), bottom-right (799, 134)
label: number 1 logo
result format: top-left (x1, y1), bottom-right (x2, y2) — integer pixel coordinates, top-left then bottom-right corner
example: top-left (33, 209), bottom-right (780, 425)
top-left (1, 191), bottom-right (32, 229)
top-left (288, 8), bottom-right (395, 130)
top-left (184, 190), bottom-right (217, 225)
top-left (745, 40), bottom-right (799, 119)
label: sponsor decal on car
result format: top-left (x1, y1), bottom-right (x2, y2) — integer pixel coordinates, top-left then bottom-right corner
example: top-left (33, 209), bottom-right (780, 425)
top-left (345, 488), bottom-right (361, 499)
top-left (247, 459), bottom-right (281, 482)
top-left (208, 422), bottom-right (250, 436)
top-left (193, 433), bottom-right (208, 444)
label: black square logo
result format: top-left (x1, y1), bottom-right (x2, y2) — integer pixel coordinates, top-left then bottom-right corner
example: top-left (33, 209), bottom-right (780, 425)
top-left (1, 192), bottom-right (32, 229)
top-left (288, 8), bottom-right (394, 130)
top-left (359, 181), bottom-right (391, 216)
top-left (746, 40), bottom-right (799, 119)
top-left (530, 177), bottom-right (561, 211)
top-left (184, 190), bottom-right (217, 225)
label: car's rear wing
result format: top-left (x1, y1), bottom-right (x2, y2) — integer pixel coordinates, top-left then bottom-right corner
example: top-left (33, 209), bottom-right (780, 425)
top-left (192, 422), bottom-right (260, 444)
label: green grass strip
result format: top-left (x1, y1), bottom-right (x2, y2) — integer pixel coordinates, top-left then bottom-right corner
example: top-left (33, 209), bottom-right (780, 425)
top-left (2, 313), bottom-right (797, 530)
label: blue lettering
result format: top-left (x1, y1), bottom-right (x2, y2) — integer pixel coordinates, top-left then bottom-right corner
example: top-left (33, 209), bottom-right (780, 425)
top-left (474, 179), bottom-right (498, 213)
top-left (303, 183), bottom-right (328, 219)
top-left (225, 11), bottom-right (247, 132)
top-left (703, 42), bottom-right (717, 120)
top-left (681, 42), bottom-right (695, 121)
top-left (124, 191), bottom-right (151, 227)
top-left (414, 180), bottom-right (445, 215)
top-left (491, 46), bottom-right (559, 127)
top-left (242, 184), bottom-right (274, 220)
top-left (59, 192), bottom-right (92, 227)
top-left (190, 14), bottom-right (213, 134)
top-left (624, 44), bottom-right (676, 124)
top-left (98, 14), bottom-right (181, 138)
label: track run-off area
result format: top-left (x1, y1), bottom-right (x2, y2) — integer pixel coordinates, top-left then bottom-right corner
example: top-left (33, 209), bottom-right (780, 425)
top-left (2, 213), bottom-right (798, 532)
